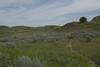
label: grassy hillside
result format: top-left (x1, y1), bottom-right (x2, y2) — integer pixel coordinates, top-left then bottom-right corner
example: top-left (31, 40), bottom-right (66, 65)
top-left (57, 15), bottom-right (100, 32)
top-left (0, 15), bottom-right (100, 67)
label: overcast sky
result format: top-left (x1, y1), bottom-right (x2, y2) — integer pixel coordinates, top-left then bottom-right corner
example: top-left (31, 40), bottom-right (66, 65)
top-left (0, 0), bottom-right (100, 27)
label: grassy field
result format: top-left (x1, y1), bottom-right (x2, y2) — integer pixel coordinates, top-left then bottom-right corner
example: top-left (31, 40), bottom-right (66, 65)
top-left (0, 42), bottom-right (97, 67)
top-left (0, 15), bottom-right (100, 67)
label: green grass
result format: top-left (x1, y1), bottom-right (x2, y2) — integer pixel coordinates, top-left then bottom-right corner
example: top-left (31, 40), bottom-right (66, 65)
top-left (0, 42), bottom-right (97, 67)
top-left (0, 15), bottom-right (100, 67)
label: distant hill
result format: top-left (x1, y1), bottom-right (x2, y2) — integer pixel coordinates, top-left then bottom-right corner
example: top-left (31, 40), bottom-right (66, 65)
top-left (91, 15), bottom-right (100, 23)
top-left (0, 15), bottom-right (100, 32)
top-left (56, 15), bottom-right (100, 32)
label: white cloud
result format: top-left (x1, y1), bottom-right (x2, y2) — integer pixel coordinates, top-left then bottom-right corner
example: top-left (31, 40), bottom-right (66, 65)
top-left (0, 0), bottom-right (38, 8)
top-left (34, 0), bottom-right (100, 18)
top-left (0, 0), bottom-right (100, 26)
top-left (13, 0), bottom-right (100, 20)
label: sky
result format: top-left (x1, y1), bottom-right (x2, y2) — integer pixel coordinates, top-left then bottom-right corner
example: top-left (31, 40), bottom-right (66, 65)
top-left (0, 0), bottom-right (100, 27)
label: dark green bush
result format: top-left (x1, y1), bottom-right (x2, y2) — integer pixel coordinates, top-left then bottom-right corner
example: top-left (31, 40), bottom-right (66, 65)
top-left (79, 17), bottom-right (87, 23)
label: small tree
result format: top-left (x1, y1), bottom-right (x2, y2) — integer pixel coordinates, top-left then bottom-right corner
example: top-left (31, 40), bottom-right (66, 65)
top-left (79, 17), bottom-right (87, 23)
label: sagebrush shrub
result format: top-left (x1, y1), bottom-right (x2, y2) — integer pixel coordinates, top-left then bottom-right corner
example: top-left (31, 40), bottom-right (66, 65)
top-left (12, 56), bottom-right (44, 67)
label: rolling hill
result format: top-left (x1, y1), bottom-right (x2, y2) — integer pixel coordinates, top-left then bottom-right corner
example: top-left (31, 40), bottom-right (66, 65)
top-left (0, 15), bottom-right (100, 67)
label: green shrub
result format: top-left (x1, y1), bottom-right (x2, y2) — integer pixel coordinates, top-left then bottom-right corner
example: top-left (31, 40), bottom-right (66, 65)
top-left (12, 56), bottom-right (44, 67)
top-left (79, 17), bottom-right (87, 23)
